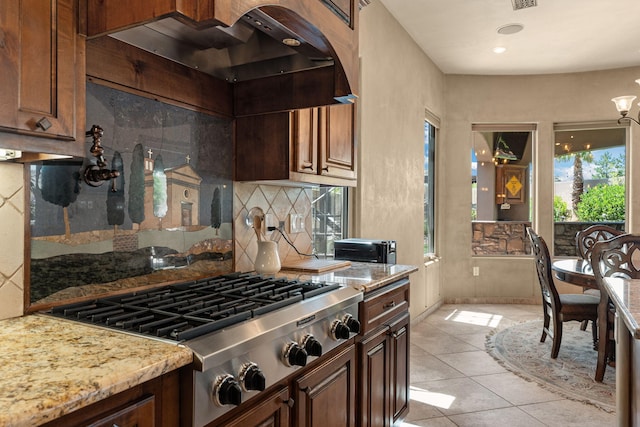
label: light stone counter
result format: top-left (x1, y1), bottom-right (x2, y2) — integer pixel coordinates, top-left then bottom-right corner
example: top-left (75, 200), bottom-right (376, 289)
top-left (603, 277), bottom-right (640, 338)
top-left (280, 262), bottom-right (418, 293)
top-left (602, 277), bottom-right (640, 426)
top-left (1, 262), bottom-right (416, 426)
top-left (0, 314), bottom-right (193, 427)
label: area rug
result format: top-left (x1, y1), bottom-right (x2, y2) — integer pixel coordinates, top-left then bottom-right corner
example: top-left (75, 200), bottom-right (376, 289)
top-left (486, 320), bottom-right (615, 412)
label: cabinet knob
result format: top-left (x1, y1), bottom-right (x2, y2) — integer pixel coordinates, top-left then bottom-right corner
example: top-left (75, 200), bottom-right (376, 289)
top-left (36, 117), bottom-right (52, 131)
top-left (383, 301), bottom-right (396, 310)
top-left (284, 398), bottom-right (295, 408)
top-left (302, 162), bottom-right (314, 171)
top-left (322, 166), bottom-right (329, 172)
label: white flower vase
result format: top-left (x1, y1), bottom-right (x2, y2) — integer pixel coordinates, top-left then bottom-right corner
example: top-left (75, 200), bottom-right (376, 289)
top-left (254, 241), bottom-right (281, 275)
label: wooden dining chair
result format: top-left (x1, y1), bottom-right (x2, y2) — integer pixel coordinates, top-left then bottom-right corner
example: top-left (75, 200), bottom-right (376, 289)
top-left (576, 224), bottom-right (625, 262)
top-left (591, 234), bottom-right (640, 382)
top-left (574, 224), bottom-right (625, 330)
top-left (527, 227), bottom-right (599, 358)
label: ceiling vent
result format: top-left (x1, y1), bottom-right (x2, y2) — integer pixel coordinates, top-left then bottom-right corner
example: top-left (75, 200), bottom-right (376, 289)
top-left (511, 0), bottom-right (537, 10)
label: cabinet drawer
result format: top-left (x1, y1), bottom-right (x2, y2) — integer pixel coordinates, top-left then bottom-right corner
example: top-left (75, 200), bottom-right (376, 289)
top-left (86, 395), bottom-right (155, 427)
top-left (359, 278), bottom-right (410, 335)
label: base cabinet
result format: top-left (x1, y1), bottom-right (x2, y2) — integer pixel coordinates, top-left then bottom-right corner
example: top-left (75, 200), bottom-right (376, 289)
top-left (42, 370), bottom-right (181, 427)
top-left (357, 278), bottom-right (411, 427)
top-left (292, 343), bottom-right (357, 427)
top-left (209, 342), bottom-right (356, 427)
top-left (219, 386), bottom-right (291, 427)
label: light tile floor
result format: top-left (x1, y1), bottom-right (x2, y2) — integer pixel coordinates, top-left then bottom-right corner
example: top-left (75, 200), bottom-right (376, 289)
top-left (400, 304), bottom-right (616, 426)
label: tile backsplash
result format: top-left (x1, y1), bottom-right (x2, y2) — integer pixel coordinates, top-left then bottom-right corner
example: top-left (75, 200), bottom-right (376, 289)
top-left (0, 163), bottom-right (24, 319)
top-left (234, 183), bottom-right (312, 272)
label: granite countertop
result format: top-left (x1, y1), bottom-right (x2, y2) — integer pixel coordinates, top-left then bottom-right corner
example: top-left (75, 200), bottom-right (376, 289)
top-left (603, 277), bottom-right (640, 338)
top-left (280, 262), bottom-right (418, 293)
top-left (0, 314), bottom-right (193, 427)
top-left (1, 262), bottom-right (417, 426)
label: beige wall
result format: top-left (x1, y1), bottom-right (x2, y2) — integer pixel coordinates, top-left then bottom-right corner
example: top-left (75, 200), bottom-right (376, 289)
top-left (441, 68), bottom-right (640, 302)
top-left (359, 1), bottom-right (640, 314)
top-left (358, 2), bottom-right (445, 318)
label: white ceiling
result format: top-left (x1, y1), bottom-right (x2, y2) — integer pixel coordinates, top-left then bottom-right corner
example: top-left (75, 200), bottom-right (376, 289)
top-left (378, 0), bottom-right (640, 75)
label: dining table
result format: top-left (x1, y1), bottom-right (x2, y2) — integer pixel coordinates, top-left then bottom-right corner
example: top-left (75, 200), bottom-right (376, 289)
top-left (551, 258), bottom-right (597, 289)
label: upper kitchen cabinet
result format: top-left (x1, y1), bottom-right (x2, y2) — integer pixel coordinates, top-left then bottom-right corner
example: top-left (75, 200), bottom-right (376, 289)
top-left (319, 102), bottom-right (357, 180)
top-left (79, 0), bottom-right (359, 114)
top-left (0, 0), bottom-right (85, 157)
top-left (235, 103), bottom-right (357, 187)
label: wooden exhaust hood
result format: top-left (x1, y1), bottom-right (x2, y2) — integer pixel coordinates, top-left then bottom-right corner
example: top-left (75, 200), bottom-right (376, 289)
top-left (80, 0), bottom-right (359, 115)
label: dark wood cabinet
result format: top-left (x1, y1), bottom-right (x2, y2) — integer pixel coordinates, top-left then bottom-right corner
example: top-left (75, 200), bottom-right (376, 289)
top-left (219, 386), bottom-right (291, 427)
top-left (0, 0), bottom-right (85, 157)
top-left (293, 103), bottom-right (357, 181)
top-left (236, 104), bottom-right (357, 187)
top-left (389, 313), bottom-right (410, 424)
top-left (357, 278), bottom-right (411, 427)
top-left (319, 103), bottom-right (357, 180)
top-left (212, 342), bottom-right (356, 427)
top-left (41, 370), bottom-right (181, 427)
top-left (85, 395), bottom-right (155, 427)
top-left (292, 343), bottom-right (357, 427)
top-left (81, 0), bottom-right (359, 108)
top-left (495, 164), bottom-right (527, 205)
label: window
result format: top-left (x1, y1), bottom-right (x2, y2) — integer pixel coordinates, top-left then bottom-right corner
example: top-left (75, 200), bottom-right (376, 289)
top-left (312, 187), bottom-right (348, 257)
top-left (553, 124), bottom-right (626, 256)
top-left (424, 120), bottom-right (436, 254)
top-left (471, 124), bottom-right (535, 256)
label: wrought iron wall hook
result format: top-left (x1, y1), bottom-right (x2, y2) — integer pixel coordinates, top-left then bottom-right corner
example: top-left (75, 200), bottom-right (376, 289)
top-left (84, 124), bottom-right (120, 190)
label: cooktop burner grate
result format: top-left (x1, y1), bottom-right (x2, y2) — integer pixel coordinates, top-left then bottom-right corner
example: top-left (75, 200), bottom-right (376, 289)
top-left (48, 273), bottom-right (343, 342)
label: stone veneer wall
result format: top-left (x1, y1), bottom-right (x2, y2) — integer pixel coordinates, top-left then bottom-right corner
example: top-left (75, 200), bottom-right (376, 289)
top-left (472, 221), bottom-right (531, 256)
top-left (553, 222), bottom-right (625, 257)
top-left (0, 163), bottom-right (24, 319)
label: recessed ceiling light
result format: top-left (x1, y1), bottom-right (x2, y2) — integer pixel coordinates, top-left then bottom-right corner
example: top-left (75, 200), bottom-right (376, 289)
top-left (282, 38), bottom-right (301, 47)
top-left (497, 23), bottom-right (524, 35)
top-left (493, 46), bottom-right (507, 54)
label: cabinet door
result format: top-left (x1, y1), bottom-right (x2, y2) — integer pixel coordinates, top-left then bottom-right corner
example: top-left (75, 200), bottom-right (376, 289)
top-left (222, 386), bottom-right (290, 427)
top-left (389, 312), bottom-right (410, 424)
top-left (0, 0), bottom-right (79, 141)
top-left (495, 165), bottom-right (527, 204)
top-left (358, 326), bottom-right (391, 427)
top-left (292, 108), bottom-right (319, 175)
top-left (293, 344), bottom-right (356, 427)
top-left (319, 104), bottom-right (357, 180)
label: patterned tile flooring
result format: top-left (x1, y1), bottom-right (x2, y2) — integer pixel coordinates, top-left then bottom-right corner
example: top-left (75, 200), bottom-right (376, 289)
top-left (400, 304), bottom-right (616, 426)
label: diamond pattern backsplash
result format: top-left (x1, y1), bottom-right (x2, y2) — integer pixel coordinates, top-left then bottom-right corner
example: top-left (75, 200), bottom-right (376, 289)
top-left (234, 183), bottom-right (312, 273)
top-left (0, 163), bottom-right (24, 320)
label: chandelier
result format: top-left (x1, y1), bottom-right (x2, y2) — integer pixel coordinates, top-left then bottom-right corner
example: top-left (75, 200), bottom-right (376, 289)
top-left (612, 79), bottom-right (640, 125)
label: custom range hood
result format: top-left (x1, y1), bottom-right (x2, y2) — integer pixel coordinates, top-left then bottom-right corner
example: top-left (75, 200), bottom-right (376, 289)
top-left (110, 9), bottom-right (334, 83)
top-left (82, 1), bottom-right (359, 108)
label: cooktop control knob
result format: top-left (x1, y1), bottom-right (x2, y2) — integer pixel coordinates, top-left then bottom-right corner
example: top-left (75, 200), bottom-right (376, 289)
top-left (301, 334), bottom-right (323, 357)
top-left (283, 342), bottom-right (308, 367)
top-left (239, 362), bottom-right (266, 392)
top-left (343, 314), bottom-right (361, 334)
top-left (212, 374), bottom-right (242, 407)
top-left (331, 319), bottom-right (351, 340)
